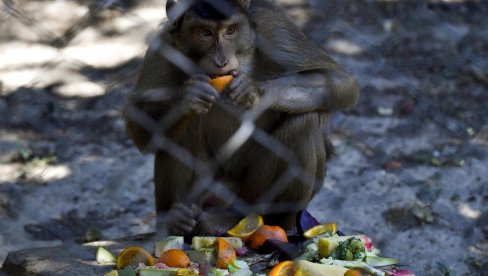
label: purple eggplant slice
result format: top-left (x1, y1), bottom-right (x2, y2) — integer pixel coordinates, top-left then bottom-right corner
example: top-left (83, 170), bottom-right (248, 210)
top-left (296, 209), bottom-right (320, 234)
top-left (261, 239), bottom-right (301, 260)
top-left (287, 233), bottom-right (306, 244)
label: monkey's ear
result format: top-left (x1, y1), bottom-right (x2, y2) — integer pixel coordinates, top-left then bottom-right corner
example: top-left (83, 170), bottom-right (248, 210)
top-left (166, 0), bottom-right (177, 12)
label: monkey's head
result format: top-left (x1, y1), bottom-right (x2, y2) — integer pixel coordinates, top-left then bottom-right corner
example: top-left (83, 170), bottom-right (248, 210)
top-left (166, 0), bottom-right (255, 77)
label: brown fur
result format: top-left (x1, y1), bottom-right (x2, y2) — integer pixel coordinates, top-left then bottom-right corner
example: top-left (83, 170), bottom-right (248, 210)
top-left (124, 0), bottom-right (359, 235)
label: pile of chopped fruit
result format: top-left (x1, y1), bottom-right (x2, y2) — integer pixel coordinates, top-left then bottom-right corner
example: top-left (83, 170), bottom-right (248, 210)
top-left (97, 211), bottom-right (414, 276)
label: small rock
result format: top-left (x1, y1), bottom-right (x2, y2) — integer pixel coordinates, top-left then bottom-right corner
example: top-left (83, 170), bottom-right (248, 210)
top-left (383, 160), bottom-right (403, 171)
top-left (411, 201), bottom-right (435, 223)
top-left (377, 106), bottom-right (394, 116)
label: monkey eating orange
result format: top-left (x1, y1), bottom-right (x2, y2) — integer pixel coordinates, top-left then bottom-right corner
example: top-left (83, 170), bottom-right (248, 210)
top-left (123, 0), bottom-right (360, 237)
top-left (208, 75), bottom-right (234, 93)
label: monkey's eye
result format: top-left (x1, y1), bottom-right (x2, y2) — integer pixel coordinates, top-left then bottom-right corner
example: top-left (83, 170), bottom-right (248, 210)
top-left (198, 29), bottom-right (214, 40)
top-left (224, 25), bottom-right (238, 37)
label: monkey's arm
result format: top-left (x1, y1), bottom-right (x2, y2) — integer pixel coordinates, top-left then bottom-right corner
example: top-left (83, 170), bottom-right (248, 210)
top-left (258, 70), bottom-right (360, 113)
top-left (123, 46), bottom-right (222, 151)
top-left (123, 86), bottom-right (185, 151)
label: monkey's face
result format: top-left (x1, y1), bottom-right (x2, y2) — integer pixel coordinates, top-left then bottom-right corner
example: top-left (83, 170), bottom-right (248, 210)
top-left (180, 12), bottom-right (255, 78)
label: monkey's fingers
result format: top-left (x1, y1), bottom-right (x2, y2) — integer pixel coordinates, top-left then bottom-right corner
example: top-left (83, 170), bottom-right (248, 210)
top-left (192, 82), bottom-right (220, 99)
top-left (170, 208), bottom-right (198, 232)
top-left (190, 204), bottom-right (202, 219)
top-left (192, 74), bottom-right (211, 82)
top-left (235, 89), bottom-right (256, 109)
top-left (173, 203), bottom-right (195, 218)
top-left (176, 217), bottom-right (197, 231)
top-left (170, 220), bottom-right (195, 235)
top-left (222, 76), bottom-right (243, 96)
top-left (187, 99), bottom-right (212, 114)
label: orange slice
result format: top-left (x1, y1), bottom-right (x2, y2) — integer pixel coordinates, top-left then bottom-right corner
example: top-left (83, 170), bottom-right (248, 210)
top-left (158, 249), bottom-right (191, 268)
top-left (268, 260), bottom-right (294, 276)
top-left (209, 75), bottom-right (234, 93)
top-left (227, 214), bottom-right (264, 242)
top-left (303, 223), bottom-right (337, 239)
top-left (116, 246), bottom-right (155, 269)
top-left (344, 269), bottom-right (363, 276)
top-left (248, 225), bottom-right (288, 250)
top-left (215, 237), bottom-right (237, 269)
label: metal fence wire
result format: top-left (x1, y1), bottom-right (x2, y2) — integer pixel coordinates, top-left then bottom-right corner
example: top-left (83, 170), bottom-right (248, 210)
top-left (1, 0), bottom-right (488, 274)
top-left (121, 0), bottom-right (355, 235)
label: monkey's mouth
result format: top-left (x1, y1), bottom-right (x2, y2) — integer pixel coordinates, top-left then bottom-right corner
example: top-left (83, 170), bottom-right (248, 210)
top-left (209, 70), bottom-right (238, 78)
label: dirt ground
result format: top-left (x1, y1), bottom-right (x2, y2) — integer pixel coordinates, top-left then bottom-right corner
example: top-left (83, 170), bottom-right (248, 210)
top-left (0, 0), bottom-right (487, 275)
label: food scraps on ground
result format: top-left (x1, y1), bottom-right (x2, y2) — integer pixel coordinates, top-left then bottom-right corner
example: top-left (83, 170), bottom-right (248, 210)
top-left (158, 249), bottom-right (191, 268)
top-left (116, 247), bottom-right (155, 270)
top-left (215, 238), bottom-right (237, 269)
top-left (227, 214), bottom-right (264, 242)
top-left (248, 225), bottom-right (288, 250)
top-left (99, 211), bottom-right (414, 276)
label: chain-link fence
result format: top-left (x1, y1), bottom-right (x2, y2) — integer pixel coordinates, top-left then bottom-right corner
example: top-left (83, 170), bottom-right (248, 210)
top-left (1, 0), bottom-right (488, 275)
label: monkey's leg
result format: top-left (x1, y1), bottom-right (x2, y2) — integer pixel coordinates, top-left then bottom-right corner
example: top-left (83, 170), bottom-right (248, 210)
top-left (240, 113), bottom-right (328, 230)
top-left (154, 149), bottom-right (202, 236)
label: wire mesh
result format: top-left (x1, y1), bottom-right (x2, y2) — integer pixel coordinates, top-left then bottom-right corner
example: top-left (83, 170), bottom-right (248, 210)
top-left (1, 0), bottom-right (488, 274)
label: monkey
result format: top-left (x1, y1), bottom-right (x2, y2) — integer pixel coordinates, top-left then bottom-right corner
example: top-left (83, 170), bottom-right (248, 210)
top-left (123, 0), bottom-right (359, 236)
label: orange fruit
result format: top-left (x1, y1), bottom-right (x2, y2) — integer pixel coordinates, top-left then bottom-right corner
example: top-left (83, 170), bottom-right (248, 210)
top-left (215, 237), bottom-right (237, 269)
top-left (344, 269), bottom-right (363, 276)
top-left (303, 222), bottom-right (337, 239)
top-left (158, 249), bottom-right (191, 268)
top-left (208, 75), bottom-right (234, 93)
top-left (248, 225), bottom-right (288, 250)
top-left (227, 214), bottom-right (264, 242)
top-left (116, 246), bottom-right (155, 269)
top-left (268, 260), bottom-right (294, 276)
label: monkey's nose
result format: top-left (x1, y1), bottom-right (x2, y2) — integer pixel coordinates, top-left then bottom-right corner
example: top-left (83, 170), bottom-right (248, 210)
top-left (214, 57), bottom-right (229, 68)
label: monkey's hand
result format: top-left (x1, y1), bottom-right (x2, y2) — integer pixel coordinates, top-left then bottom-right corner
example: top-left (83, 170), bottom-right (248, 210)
top-left (223, 73), bottom-right (260, 110)
top-left (159, 203), bottom-right (200, 235)
top-left (193, 210), bottom-right (240, 236)
top-left (180, 75), bottom-right (220, 115)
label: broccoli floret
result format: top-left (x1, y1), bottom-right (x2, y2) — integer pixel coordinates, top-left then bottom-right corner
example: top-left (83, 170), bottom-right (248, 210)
top-left (330, 238), bottom-right (366, 261)
top-left (348, 238), bottom-right (365, 252)
top-left (344, 250), bottom-right (354, 261)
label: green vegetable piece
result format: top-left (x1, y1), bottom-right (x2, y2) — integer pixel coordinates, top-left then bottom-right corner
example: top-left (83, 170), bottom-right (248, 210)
top-left (104, 270), bottom-right (119, 276)
top-left (191, 236), bottom-right (243, 250)
top-left (155, 236), bottom-right (184, 257)
top-left (330, 238), bottom-right (366, 261)
top-left (298, 243), bottom-right (319, 261)
top-left (295, 260), bottom-right (349, 275)
top-left (119, 267), bottom-right (137, 276)
top-left (365, 256), bottom-right (399, 267)
top-left (320, 259), bottom-right (386, 276)
top-left (139, 267), bottom-right (178, 276)
top-left (207, 267), bottom-right (228, 276)
top-left (370, 247), bottom-right (381, 255)
top-left (186, 249), bottom-right (216, 264)
top-left (348, 239), bottom-right (365, 252)
top-left (96, 247), bottom-right (116, 264)
top-left (228, 259), bottom-right (251, 274)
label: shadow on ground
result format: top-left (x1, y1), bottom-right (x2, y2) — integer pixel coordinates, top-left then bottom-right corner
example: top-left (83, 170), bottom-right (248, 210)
top-left (0, 0), bottom-right (487, 275)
